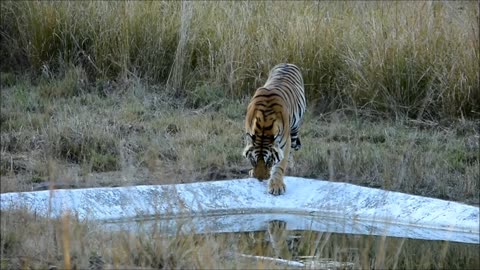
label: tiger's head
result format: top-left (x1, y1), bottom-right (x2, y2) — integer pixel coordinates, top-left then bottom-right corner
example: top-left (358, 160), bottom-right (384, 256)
top-left (243, 139), bottom-right (283, 180)
top-left (243, 110), bottom-right (285, 180)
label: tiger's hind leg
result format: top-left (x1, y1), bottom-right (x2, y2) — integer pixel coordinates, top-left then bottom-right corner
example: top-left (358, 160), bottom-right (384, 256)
top-left (291, 137), bottom-right (301, 151)
top-left (290, 131), bottom-right (301, 151)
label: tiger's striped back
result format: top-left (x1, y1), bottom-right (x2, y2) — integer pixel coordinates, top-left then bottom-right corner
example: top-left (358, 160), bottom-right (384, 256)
top-left (263, 63), bottom-right (306, 148)
top-left (243, 63), bottom-right (306, 195)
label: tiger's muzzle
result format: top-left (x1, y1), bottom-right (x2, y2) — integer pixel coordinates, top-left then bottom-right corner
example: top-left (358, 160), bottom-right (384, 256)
top-left (252, 159), bottom-right (271, 180)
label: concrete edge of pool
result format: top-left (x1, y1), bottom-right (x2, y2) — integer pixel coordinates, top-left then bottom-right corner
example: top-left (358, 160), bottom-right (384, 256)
top-left (1, 177), bottom-right (478, 244)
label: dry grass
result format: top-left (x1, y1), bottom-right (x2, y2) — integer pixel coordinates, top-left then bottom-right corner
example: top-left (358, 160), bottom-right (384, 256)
top-left (1, 1), bottom-right (479, 269)
top-left (1, 210), bottom-right (479, 270)
top-left (1, 1), bottom-right (478, 117)
top-left (1, 75), bottom-right (477, 268)
top-left (1, 74), bottom-right (478, 204)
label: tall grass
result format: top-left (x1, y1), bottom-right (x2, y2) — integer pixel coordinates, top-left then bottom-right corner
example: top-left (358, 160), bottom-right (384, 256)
top-left (1, 1), bottom-right (478, 118)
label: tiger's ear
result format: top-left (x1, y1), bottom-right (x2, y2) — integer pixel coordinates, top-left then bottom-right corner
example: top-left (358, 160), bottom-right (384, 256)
top-left (246, 133), bottom-right (255, 142)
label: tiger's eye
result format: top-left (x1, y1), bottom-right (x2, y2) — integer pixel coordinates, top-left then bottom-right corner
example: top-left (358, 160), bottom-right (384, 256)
top-left (266, 157), bottom-right (274, 167)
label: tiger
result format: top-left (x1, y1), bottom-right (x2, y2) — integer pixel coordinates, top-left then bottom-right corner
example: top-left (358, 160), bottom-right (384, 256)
top-left (243, 63), bottom-right (306, 195)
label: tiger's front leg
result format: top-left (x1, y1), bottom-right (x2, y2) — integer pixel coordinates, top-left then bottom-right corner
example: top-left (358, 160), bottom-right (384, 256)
top-left (268, 138), bottom-right (291, 195)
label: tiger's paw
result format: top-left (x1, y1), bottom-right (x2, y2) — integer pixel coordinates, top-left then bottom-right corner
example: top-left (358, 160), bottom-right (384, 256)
top-left (268, 179), bottom-right (286, 195)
